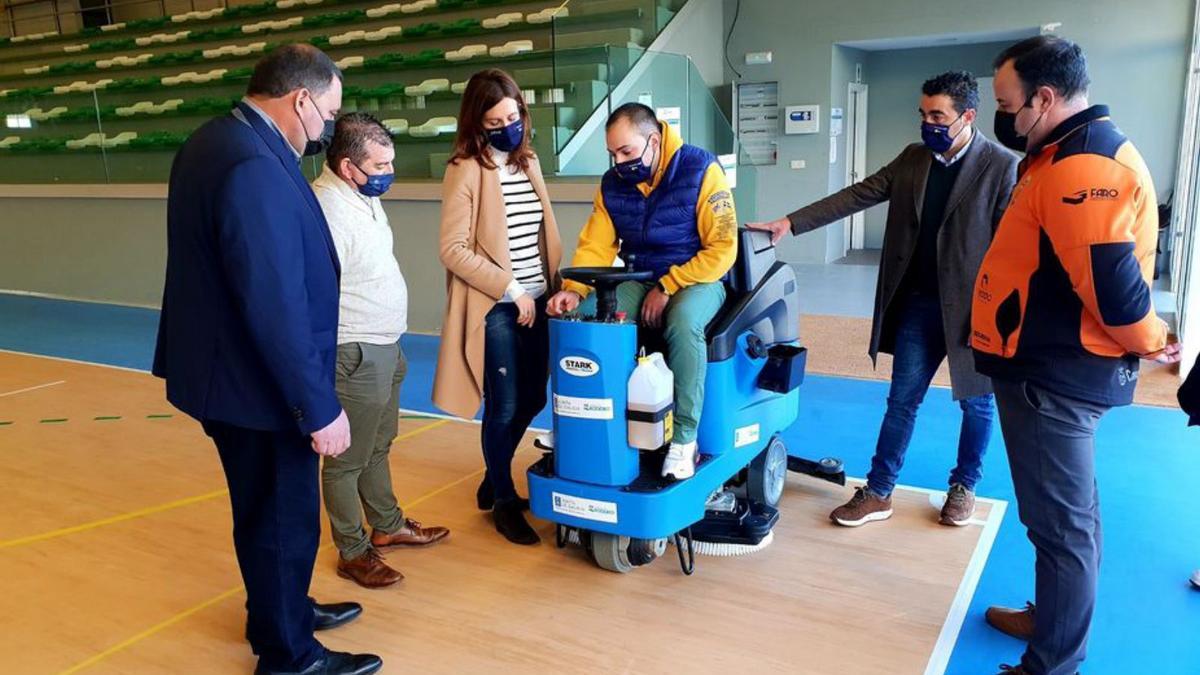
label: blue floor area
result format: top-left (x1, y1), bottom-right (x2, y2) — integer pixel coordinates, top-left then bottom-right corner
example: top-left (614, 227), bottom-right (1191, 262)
top-left (3, 293), bottom-right (1198, 673)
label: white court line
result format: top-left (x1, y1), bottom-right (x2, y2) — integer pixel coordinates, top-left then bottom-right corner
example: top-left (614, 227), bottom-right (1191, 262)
top-left (924, 497), bottom-right (1008, 675)
top-left (0, 379), bottom-right (65, 398)
top-left (0, 348), bottom-right (149, 374)
top-left (8, 348), bottom-right (1007, 671)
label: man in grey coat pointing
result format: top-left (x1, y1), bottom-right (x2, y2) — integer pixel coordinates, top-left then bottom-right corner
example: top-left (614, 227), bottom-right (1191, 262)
top-left (747, 71), bottom-right (1017, 528)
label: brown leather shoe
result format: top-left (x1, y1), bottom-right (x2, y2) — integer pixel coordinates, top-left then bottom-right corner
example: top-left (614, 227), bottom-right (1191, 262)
top-left (830, 486), bottom-right (893, 527)
top-left (337, 548), bottom-right (403, 589)
top-left (986, 603), bottom-right (1036, 641)
top-left (370, 518), bottom-right (450, 549)
top-left (940, 484), bottom-right (977, 526)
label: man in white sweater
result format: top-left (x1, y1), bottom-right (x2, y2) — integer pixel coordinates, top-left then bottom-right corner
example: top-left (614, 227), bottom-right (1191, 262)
top-left (313, 113), bottom-right (448, 589)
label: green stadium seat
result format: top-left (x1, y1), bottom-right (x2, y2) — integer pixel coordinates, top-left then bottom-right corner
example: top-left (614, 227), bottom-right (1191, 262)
top-left (0, 136), bottom-right (20, 149)
top-left (442, 18), bottom-right (481, 35)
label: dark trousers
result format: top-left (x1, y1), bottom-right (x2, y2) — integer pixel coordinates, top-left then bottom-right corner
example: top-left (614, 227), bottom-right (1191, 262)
top-left (993, 379), bottom-right (1109, 675)
top-left (481, 299), bottom-right (549, 503)
top-left (867, 293), bottom-right (994, 497)
top-left (204, 420), bottom-right (324, 672)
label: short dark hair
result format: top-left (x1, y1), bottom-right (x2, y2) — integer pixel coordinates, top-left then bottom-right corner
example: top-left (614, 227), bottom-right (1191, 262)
top-left (246, 44), bottom-right (342, 98)
top-left (921, 71), bottom-right (978, 113)
top-left (993, 35), bottom-right (1090, 101)
top-left (606, 102), bottom-right (659, 137)
top-left (326, 112), bottom-right (393, 170)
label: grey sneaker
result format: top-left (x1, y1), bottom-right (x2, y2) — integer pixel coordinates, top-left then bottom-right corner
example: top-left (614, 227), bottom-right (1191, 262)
top-left (830, 486), bottom-right (893, 527)
top-left (940, 483), bottom-right (976, 526)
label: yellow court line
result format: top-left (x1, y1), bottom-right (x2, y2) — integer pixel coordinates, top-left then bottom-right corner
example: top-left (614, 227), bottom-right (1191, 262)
top-left (0, 418), bottom-right (448, 551)
top-left (0, 489), bottom-right (230, 550)
top-left (58, 586), bottom-right (247, 675)
top-left (0, 379), bottom-right (66, 398)
top-left (55, 416), bottom-right (459, 674)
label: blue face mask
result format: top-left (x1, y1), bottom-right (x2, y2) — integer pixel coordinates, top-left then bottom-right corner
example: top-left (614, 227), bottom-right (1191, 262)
top-left (486, 118), bottom-right (524, 152)
top-left (921, 113), bottom-right (964, 154)
top-left (613, 136), bottom-right (657, 184)
top-left (354, 164), bottom-right (394, 197)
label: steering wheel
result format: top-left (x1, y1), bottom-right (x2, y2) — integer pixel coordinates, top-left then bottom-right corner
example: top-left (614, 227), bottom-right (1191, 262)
top-left (561, 267), bottom-right (654, 321)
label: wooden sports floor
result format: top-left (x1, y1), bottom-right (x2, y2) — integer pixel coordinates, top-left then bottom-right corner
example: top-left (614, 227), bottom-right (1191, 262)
top-left (0, 351), bottom-right (1004, 674)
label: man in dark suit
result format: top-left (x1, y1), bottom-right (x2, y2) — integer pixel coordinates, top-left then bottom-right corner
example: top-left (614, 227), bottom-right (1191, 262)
top-left (153, 44), bottom-right (381, 675)
top-left (747, 71), bottom-right (1017, 529)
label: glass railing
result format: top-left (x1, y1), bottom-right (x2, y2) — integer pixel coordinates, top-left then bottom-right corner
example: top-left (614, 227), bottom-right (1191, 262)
top-left (0, 0), bottom-right (707, 184)
top-left (553, 45), bottom-right (758, 222)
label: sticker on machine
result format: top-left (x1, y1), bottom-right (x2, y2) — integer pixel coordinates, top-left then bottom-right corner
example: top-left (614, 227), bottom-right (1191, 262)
top-left (734, 423), bottom-right (761, 448)
top-left (559, 356), bottom-right (600, 377)
top-left (552, 492), bottom-right (618, 524)
top-left (553, 393), bottom-right (614, 420)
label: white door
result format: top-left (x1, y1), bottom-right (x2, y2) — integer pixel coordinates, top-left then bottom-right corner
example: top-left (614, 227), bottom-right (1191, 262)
top-left (845, 83), bottom-right (869, 251)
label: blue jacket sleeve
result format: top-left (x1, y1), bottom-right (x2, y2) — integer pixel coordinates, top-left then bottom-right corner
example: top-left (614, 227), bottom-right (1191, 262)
top-left (215, 157), bottom-right (342, 435)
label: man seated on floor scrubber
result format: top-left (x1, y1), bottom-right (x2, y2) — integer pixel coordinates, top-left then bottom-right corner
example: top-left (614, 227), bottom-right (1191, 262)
top-left (546, 102), bottom-right (738, 481)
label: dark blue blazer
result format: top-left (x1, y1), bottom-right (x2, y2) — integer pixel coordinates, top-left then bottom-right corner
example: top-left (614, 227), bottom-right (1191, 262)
top-left (153, 102), bottom-right (342, 435)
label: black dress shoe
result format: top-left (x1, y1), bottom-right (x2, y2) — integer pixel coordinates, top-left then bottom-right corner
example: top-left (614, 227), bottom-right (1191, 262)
top-left (254, 650), bottom-right (382, 675)
top-left (312, 598), bottom-right (362, 631)
top-left (476, 478), bottom-right (530, 512)
top-left (245, 599), bottom-right (362, 643)
top-left (493, 499), bottom-right (540, 545)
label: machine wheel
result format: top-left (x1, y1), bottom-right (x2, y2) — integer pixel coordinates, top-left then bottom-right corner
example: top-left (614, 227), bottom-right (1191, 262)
top-left (590, 532), bottom-right (633, 573)
top-left (747, 436), bottom-right (788, 508)
top-left (818, 456), bottom-right (844, 475)
top-left (627, 537), bottom-right (668, 566)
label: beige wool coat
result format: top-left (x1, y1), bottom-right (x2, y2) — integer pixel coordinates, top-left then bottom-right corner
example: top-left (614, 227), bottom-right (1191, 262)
top-left (432, 154), bottom-right (562, 419)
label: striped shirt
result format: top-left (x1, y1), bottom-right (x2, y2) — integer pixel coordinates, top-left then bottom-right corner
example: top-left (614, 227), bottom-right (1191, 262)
top-left (494, 149), bottom-right (546, 301)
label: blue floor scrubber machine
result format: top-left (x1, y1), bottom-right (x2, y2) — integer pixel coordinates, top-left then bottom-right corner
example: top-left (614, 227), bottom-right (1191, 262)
top-left (527, 228), bottom-right (845, 574)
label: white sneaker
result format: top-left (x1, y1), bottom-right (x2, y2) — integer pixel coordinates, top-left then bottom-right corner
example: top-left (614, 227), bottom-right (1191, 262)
top-left (661, 441), bottom-right (698, 480)
top-left (534, 432), bottom-right (554, 450)
top-left (1191, 569), bottom-right (1200, 590)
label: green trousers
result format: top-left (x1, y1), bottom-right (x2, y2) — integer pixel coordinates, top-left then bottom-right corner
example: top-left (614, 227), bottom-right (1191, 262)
top-left (583, 281), bottom-right (726, 444)
top-left (322, 341), bottom-right (407, 560)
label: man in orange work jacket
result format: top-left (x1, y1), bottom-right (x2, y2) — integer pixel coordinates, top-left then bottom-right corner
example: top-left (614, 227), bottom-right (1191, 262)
top-left (970, 36), bottom-right (1180, 675)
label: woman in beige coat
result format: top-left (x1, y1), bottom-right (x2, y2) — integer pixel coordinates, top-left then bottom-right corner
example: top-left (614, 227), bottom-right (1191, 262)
top-left (433, 69), bottom-right (562, 545)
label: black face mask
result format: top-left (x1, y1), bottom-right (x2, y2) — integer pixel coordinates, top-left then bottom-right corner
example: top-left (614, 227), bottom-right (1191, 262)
top-left (296, 92), bottom-right (334, 157)
top-left (994, 93), bottom-right (1045, 154)
top-left (303, 119), bottom-right (335, 157)
top-left (993, 110), bottom-right (1026, 153)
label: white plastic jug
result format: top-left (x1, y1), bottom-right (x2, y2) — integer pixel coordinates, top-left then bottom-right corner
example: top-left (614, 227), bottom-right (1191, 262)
top-left (627, 351), bottom-right (674, 450)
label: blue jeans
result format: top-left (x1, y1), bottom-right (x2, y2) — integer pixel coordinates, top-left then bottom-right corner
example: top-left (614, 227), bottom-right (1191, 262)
top-left (866, 293), bottom-right (994, 498)
top-left (481, 298), bottom-right (549, 503)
